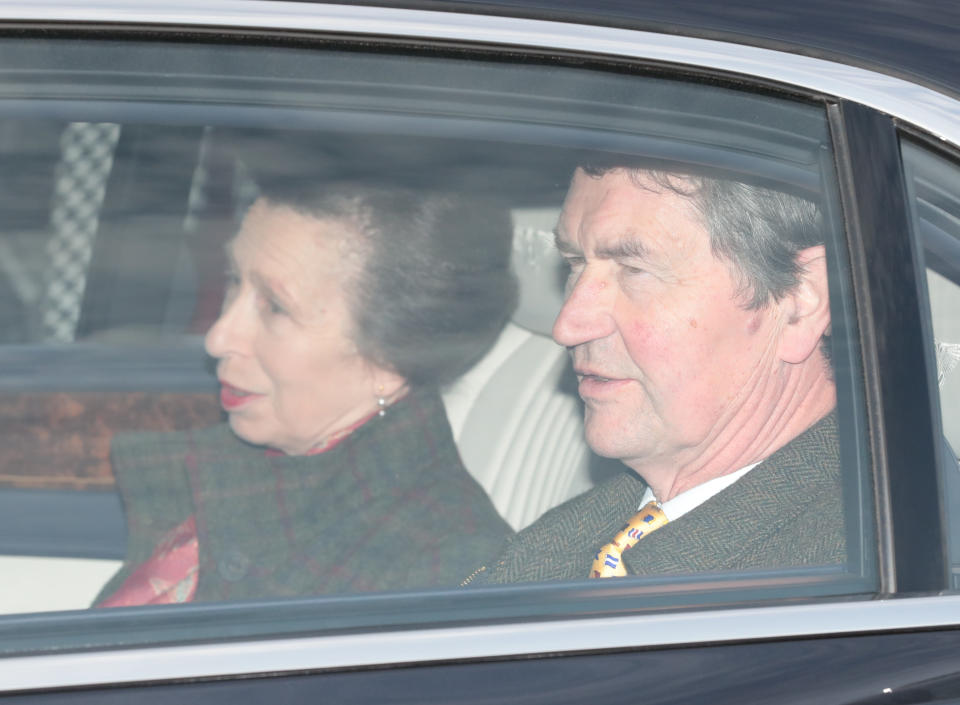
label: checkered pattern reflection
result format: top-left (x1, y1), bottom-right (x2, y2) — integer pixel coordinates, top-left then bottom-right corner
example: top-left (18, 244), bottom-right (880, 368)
top-left (42, 122), bottom-right (121, 342)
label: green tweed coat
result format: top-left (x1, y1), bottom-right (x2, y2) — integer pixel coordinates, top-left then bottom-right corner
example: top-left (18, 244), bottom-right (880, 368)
top-left (476, 412), bottom-right (845, 584)
top-left (95, 390), bottom-right (512, 603)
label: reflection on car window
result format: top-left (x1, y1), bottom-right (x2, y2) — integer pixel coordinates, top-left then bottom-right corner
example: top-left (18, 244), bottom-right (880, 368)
top-left (901, 140), bottom-right (960, 589)
top-left (0, 39), bottom-right (871, 644)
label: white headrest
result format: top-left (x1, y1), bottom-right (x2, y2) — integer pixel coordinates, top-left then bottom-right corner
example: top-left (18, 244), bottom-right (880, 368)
top-left (442, 323), bottom-right (593, 530)
top-left (441, 210), bottom-right (601, 530)
top-left (510, 212), bottom-right (566, 336)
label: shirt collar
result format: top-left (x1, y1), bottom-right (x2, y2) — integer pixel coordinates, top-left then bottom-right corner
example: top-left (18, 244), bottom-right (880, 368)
top-left (640, 461), bottom-right (760, 522)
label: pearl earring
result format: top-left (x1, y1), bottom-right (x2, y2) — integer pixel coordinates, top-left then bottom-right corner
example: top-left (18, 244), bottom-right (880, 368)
top-left (377, 385), bottom-right (387, 417)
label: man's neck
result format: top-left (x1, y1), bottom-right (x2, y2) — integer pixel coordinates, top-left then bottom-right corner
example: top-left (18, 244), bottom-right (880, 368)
top-left (631, 360), bottom-right (836, 502)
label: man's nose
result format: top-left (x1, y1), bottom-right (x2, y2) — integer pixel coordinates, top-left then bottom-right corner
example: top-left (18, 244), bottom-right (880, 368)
top-left (204, 293), bottom-right (249, 360)
top-left (552, 270), bottom-right (615, 348)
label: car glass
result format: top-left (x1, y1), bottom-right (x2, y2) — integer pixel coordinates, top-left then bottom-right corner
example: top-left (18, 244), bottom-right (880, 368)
top-left (0, 38), bottom-right (872, 651)
top-left (901, 139), bottom-right (960, 589)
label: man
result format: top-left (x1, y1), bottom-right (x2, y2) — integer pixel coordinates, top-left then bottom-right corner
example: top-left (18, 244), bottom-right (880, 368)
top-left (477, 164), bottom-right (843, 583)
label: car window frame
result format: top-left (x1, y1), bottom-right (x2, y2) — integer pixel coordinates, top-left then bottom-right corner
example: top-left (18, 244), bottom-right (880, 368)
top-left (830, 102), bottom-right (949, 594)
top-left (0, 0), bottom-right (957, 692)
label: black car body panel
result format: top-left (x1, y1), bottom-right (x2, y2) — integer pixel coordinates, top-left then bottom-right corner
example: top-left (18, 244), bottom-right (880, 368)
top-left (7, 627), bottom-right (960, 704)
top-left (304, 0), bottom-right (960, 99)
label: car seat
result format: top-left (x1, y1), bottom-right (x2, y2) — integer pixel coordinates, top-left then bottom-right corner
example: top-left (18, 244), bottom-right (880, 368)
top-left (441, 221), bottom-right (609, 530)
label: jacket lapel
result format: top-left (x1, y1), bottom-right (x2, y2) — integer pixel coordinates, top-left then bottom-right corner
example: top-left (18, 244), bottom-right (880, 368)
top-left (623, 413), bottom-right (842, 576)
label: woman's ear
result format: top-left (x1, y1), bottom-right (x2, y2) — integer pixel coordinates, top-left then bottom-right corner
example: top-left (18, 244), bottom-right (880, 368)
top-left (777, 245), bottom-right (831, 364)
top-left (371, 366), bottom-right (407, 401)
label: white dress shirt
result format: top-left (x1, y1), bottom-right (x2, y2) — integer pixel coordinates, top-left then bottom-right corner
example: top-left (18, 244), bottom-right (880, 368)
top-left (640, 462), bottom-right (760, 521)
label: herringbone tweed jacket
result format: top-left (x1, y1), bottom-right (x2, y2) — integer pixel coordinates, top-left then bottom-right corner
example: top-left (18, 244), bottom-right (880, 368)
top-left (95, 390), bottom-right (512, 603)
top-left (476, 412), bottom-right (844, 584)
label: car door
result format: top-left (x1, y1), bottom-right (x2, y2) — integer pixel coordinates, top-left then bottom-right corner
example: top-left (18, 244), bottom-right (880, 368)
top-left (0, 1), bottom-right (958, 703)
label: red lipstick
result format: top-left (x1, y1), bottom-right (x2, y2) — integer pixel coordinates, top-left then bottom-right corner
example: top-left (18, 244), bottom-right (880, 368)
top-left (219, 381), bottom-right (261, 411)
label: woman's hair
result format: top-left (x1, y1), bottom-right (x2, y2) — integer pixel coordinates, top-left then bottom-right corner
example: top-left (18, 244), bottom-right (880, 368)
top-left (257, 179), bottom-right (518, 388)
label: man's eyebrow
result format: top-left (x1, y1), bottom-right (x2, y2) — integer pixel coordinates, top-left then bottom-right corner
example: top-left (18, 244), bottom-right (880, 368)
top-left (552, 229), bottom-right (650, 261)
top-left (594, 237), bottom-right (649, 261)
top-left (552, 229), bottom-right (581, 256)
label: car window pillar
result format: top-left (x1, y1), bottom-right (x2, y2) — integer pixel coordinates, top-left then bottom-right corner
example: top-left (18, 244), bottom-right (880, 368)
top-left (829, 100), bottom-right (949, 593)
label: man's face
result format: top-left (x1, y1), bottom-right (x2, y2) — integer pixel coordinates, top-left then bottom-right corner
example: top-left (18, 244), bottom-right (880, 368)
top-left (553, 169), bottom-right (785, 472)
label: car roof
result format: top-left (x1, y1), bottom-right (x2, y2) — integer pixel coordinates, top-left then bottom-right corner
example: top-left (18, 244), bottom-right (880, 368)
top-left (286, 0), bottom-right (960, 100)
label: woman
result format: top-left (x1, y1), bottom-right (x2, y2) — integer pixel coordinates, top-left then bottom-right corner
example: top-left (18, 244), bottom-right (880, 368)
top-left (96, 180), bottom-right (517, 605)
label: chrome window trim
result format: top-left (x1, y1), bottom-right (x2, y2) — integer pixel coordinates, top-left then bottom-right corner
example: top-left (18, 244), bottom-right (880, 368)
top-left (2, 594), bottom-right (959, 691)
top-left (0, 1), bottom-right (957, 148)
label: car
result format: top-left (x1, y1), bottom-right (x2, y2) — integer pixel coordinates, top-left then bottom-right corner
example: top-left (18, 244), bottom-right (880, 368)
top-left (0, 0), bottom-right (959, 701)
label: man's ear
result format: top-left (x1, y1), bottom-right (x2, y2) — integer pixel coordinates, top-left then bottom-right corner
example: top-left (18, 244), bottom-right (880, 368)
top-left (777, 245), bottom-right (831, 364)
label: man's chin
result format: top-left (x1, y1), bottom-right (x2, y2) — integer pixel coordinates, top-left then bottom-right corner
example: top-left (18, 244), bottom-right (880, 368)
top-left (583, 424), bottom-right (629, 460)
top-left (583, 412), bottom-right (658, 462)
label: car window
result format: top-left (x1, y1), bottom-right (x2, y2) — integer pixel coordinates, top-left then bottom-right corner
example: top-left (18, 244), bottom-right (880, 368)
top-left (0, 37), bottom-right (872, 650)
top-left (901, 139), bottom-right (960, 588)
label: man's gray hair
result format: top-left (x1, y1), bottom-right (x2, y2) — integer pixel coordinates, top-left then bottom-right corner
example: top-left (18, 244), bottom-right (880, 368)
top-left (582, 166), bottom-right (824, 310)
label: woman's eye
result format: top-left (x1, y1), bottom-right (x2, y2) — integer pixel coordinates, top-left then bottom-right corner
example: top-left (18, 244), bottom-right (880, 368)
top-left (224, 270), bottom-right (240, 289)
top-left (266, 298), bottom-right (287, 316)
top-left (221, 271), bottom-right (241, 303)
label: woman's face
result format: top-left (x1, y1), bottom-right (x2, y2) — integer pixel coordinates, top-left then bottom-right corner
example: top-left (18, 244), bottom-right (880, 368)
top-left (205, 198), bottom-right (403, 455)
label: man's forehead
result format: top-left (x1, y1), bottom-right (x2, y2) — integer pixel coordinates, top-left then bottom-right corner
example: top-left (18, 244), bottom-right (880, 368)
top-left (556, 168), bottom-right (702, 252)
